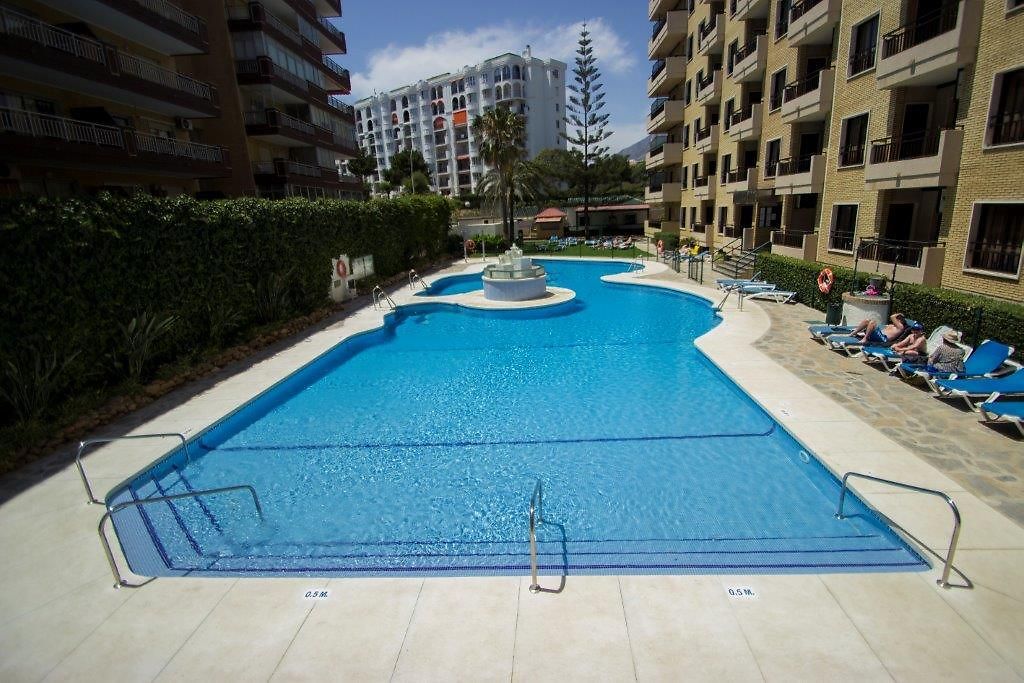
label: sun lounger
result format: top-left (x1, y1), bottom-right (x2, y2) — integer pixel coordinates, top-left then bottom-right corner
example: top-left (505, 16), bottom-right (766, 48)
top-left (932, 368), bottom-right (1024, 408)
top-left (716, 272), bottom-right (763, 289)
top-left (862, 325), bottom-right (955, 371)
top-left (744, 289), bottom-right (797, 303)
top-left (897, 339), bottom-right (1017, 392)
top-left (808, 324), bottom-right (856, 341)
top-left (978, 399), bottom-right (1024, 436)
top-left (826, 322), bottom-right (916, 357)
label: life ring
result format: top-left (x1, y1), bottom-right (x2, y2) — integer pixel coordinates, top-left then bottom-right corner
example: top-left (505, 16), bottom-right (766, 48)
top-left (465, 239), bottom-right (476, 253)
top-left (335, 259), bottom-right (347, 279)
top-left (657, 239), bottom-right (664, 254)
top-left (817, 267), bottom-right (834, 294)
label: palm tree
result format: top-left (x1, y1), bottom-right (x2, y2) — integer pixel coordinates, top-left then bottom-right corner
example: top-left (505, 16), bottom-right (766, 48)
top-left (476, 159), bottom-right (543, 242)
top-left (472, 107), bottom-right (526, 242)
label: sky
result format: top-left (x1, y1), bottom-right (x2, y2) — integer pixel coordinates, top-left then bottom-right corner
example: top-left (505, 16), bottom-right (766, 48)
top-left (338, 0), bottom-right (652, 153)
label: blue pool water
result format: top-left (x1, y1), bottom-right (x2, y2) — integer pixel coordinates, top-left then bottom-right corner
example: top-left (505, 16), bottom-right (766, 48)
top-left (110, 260), bottom-right (926, 577)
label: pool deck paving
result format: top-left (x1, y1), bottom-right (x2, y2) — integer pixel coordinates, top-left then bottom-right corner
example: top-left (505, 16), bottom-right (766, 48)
top-left (1, 257), bottom-right (1022, 682)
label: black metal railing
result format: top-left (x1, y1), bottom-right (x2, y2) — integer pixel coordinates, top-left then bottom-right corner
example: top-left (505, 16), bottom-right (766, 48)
top-left (695, 125), bottom-right (712, 141)
top-left (881, 2), bottom-right (960, 59)
top-left (775, 155), bottom-right (814, 175)
top-left (720, 224), bottom-right (743, 238)
top-left (838, 144), bottom-right (865, 166)
top-left (733, 35), bottom-right (762, 64)
top-left (652, 18), bottom-right (667, 39)
top-left (694, 174), bottom-right (711, 187)
top-left (869, 128), bottom-right (948, 163)
top-left (650, 97), bottom-right (668, 118)
top-left (722, 167), bottom-right (752, 183)
top-left (773, 231), bottom-right (809, 248)
top-left (697, 71), bottom-right (715, 91)
top-left (988, 112), bottom-right (1024, 146)
top-left (848, 48), bottom-right (876, 75)
top-left (699, 17), bottom-right (718, 41)
top-left (829, 230), bottom-right (855, 252)
top-left (966, 238), bottom-right (1023, 274)
top-left (764, 160), bottom-right (778, 177)
top-left (649, 140), bottom-right (666, 157)
top-left (730, 0), bottom-right (737, 15)
top-left (782, 70), bottom-right (822, 103)
top-left (791, 0), bottom-right (825, 22)
top-left (860, 238), bottom-right (944, 268)
top-left (730, 105), bottom-right (755, 126)
top-left (648, 171), bottom-right (666, 191)
top-left (651, 59), bottom-right (667, 79)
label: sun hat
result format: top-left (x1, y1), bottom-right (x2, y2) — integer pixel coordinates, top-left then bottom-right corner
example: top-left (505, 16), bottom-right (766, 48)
top-left (910, 322), bottom-right (924, 331)
top-left (942, 330), bottom-right (961, 344)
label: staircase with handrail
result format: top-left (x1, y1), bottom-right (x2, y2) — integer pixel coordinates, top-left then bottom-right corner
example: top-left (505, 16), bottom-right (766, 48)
top-left (711, 238), bottom-right (772, 280)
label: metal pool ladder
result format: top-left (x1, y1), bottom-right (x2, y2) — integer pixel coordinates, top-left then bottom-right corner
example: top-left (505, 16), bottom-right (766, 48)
top-left (529, 479), bottom-right (543, 593)
top-left (408, 269), bottom-right (428, 290)
top-left (836, 471), bottom-right (969, 589)
top-left (99, 484), bottom-right (265, 588)
top-left (76, 433), bottom-right (191, 505)
top-left (372, 285), bottom-right (396, 310)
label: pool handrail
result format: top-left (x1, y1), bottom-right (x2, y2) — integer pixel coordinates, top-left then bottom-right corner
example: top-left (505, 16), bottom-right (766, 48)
top-left (529, 479), bottom-right (543, 594)
top-left (408, 269), bottom-right (428, 291)
top-left (372, 285), bottom-right (397, 310)
top-left (835, 471), bottom-right (967, 589)
top-left (77, 433), bottom-right (191, 505)
top-left (98, 484), bottom-right (265, 588)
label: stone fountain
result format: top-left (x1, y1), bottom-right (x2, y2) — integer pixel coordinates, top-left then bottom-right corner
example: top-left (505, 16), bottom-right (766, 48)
top-left (482, 244), bottom-right (548, 301)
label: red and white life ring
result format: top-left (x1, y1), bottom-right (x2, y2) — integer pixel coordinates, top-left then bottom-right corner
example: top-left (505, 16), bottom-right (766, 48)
top-left (817, 267), bottom-right (834, 294)
top-left (336, 259), bottom-right (348, 279)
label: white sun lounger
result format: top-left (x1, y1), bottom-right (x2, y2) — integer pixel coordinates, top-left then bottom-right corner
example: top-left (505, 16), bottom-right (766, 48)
top-left (743, 289), bottom-right (796, 303)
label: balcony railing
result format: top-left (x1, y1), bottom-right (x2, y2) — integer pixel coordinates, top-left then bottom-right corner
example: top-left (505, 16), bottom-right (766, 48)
top-left (775, 155), bottom-right (814, 175)
top-left (720, 224), bottom-right (743, 238)
top-left (694, 125), bottom-right (712, 142)
top-left (694, 174), bottom-right (710, 187)
top-left (967, 238), bottom-right (1023, 274)
top-left (860, 239), bottom-right (945, 268)
top-left (0, 108), bottom-right (124, 147)
top-left (782, 70), bottom-right (822, 103)
top-left (790, 0), bottom-right (825, 22)
top-left (698, 16), bottom-right (718, 40)
top-left (722, 167), bottom-right (753, 183)
top-left (882, 2), bottom-right (959, 59)
top-left (869, 128), bottom-right (949, 163)
top-left (648, 172), bottom-right (666, 192)
top-left (245, 108), bottom-right (316, 135)
top-left (696, 71), bottom-right (714, 90)
top-left (988, 112), bottom-right (1024, 146)
top-left (730, 106), bottom-right (755, 126)
top-left (0, 6), bottom-right (106, 63)
top-left (848, 48), bottom-right (876, 75)
top-left (321, 56), bottom-right (350, 82)
top-left (829, 231), bottom-right (855, 252)
top-left (649, 140), bottom-right (666, 156)
top-left (134, 131), bottom-right (224, 162)
top-left (318, 17), bottom-right (346, 46)
top-left (733, 35), bottom-right (762, 64)
top-left (838, 144), bottom-right (865, 166)
top-left (117, 52), bottom-right (215, 101)
top-left (134, 0), bottom-right (206, 37)
top-left (651, 59), bottom-right (667, 79)
top-left (650, 97), bottom-right (668, 118)
top-left (773, 231), bottom-right (809, 248)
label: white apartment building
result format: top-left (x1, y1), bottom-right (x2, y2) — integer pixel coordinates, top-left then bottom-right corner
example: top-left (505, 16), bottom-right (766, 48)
top-left (355, 47), bottom-right (566, 195)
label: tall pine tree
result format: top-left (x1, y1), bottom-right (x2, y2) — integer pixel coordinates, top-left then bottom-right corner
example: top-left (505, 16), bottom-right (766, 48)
top-left (563, 23), bottom-right (612, 239)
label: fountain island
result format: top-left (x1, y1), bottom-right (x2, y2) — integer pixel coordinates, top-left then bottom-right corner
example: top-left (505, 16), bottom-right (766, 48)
top-left (482, 245), bottom-right (548, 301)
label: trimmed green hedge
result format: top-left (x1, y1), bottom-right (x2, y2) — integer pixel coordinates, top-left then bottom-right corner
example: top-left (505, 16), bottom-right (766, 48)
top-left (0, 193), bottom-right (454, 422)
top-left (756, 253), bottom-right (1024, 359)
top-left (652, 231), bottom-right (680, 251)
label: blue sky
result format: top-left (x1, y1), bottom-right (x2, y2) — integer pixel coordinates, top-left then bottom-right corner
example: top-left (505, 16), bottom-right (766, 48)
top-left (339, 0), bottom-right (652, 152)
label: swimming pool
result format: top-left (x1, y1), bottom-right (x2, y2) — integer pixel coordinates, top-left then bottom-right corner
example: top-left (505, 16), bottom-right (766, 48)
top-left (109, 260), bottom-right (926, 578)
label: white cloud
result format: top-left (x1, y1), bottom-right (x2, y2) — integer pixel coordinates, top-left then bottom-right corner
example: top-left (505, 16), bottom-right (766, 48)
top-left (350, 18), bottom-right (636, 99)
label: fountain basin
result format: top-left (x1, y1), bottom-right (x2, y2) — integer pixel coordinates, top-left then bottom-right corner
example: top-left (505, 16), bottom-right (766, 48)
top-left (482, 263), bottom-right (547, 301)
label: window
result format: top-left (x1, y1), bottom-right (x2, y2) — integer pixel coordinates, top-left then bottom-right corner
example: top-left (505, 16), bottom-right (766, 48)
top-left (684, 79), bottom-right (692, 105)
top-left (965, 204), bottom-right (1024, 275)
top-left (552, 69), bottom-right (559, 79)
top-left (839, 114), bottom-right (869, 166)
top-left (849, 15), bottom-right (879, 76)
top-left (686, 35), bottom-right (694, 61)
top-left (775, 0), bottom-right (791, 38)
top-left (764, 138), bottom-right (781, 177)
top-left (724, 99), bottom-right (735, 131)
top-left (769, 68), bottom-right (786, 110)
top-left (987, 67), bottom-right (1024, 146)
top-left (830, 205), bottom-right (858, 252)
top-left (555, 103), bottom-right (559, 111)
top-left (681, 166), bottom-right (689, 188)
top-left (683, 123), bottom-right (690, 147)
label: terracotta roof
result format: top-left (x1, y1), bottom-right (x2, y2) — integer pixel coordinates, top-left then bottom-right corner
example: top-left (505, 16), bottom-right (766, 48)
top-left (535, 207), bottom-right (567, 219)
top-left (535, 216), bottom-right (565, 223)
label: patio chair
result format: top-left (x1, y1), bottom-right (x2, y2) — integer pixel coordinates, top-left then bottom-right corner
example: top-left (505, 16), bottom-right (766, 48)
top-left (978, 398), bottom-right (1024, 436)
top-left (897, 339), bottom-right (1017, 392)
top-left (934, 368), bottom-right (1024, 409)
top-left (744, 289), bottom-right (796, 304)
top-left (716, 271), bottom-right (763, 290)
top-left (808, 323), bottom-right (856, 342)
top-left (826, 322), bottom-right (916, 357)
top-left (862, 325), bottom-right (954, 372)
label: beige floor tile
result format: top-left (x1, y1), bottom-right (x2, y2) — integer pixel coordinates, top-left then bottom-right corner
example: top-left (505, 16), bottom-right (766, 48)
top-left (154, 578), bottom-right (322, 681)
top-left (512, 576), bottom-right (636, 682)
top-left (392, 577), bottom-right (518, 682)
top-left (272, 578), bottom-right (422, 682)
top-left (723, 575), bottom-right (892, 682)
top-left (620, 576), bottom-right (763, 682)
top-left (43, 578), bottom-right (235, 682)
top-left (824, 571), bottom-right (1019, 680)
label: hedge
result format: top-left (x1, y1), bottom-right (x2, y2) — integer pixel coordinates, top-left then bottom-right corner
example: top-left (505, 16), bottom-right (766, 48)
top-left (0, 193), bottom-right (454, 424)
top-left (755, 253), bottom-right (1024, 359)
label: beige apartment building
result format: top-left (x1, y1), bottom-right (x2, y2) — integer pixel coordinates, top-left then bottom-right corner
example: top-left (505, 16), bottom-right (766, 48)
top-left (0, 0), bottom-right (359, 199)
top-left (646, 0), bottom-right (1024, 302)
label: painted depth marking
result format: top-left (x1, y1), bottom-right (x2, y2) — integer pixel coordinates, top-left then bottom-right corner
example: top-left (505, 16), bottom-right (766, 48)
top-left (726, 586), bottom-right (758, 600)
top-left (304, 590), bottom-right (330, 599)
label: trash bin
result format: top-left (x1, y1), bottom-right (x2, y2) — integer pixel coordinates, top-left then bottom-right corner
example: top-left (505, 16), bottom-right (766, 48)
top-left (825, 302), bottom-right (843, 325)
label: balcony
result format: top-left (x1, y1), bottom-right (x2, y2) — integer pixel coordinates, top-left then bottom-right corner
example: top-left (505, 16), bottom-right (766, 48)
top-left (772, 154), bottom-right (825, 194)
top-left (228, 3), bottom-right (340, 64)
top-left (650, 10), bottom-right (688, 58)
top-left (695, 69), bottom-right (723, 105)
top-left (647, 141), bottom-right (684, 169)
top-left (864, 128), bottom-right (964, 190)
top-left (649, 0), bottom-right (674, 20)
top-left (648, 56), bottom-right (686, 97)
top-left (718, 224), bottom-right (744, 239)
top-left (729, 103), bottom-right (762, 141)
top-left (788, 0), bottom-right (840, 46)
top-left (648, 97), bottom-right (685, 133)
top-left (694, 124), bottom-right (719, 154)
top-left (781, 69), bottom-right (834, 124)
top-left (33, 0), bottom-right (207, 55)
top-left (320, 56), bottom-right (351, 94)
top-left (721, 167), bottom-right (758, 194)
top-left (771, 231), bottom-right (819, 261)
top-left (876, 1), bottom-right (980, 89)
top-left (0, 108), bottom-right (230, 177)
top-left (697, 13), bottom-right (725, 55)
top-left (0, 6), bottom-right (218, 118)
top-left (693, 174), bottom-right (716, 200)
top-left (730, 35), bottom-right (766, 83)
top-left (252, 158), bottom-right (352, 190)
top-left (645, 179), bottom-right (683, 203)
top-left (858, 239), bottom-right (947, 286)
top-left (731, 0), bottom-right (770, 21)
top-left (237, 57), bottom-right (342, 109)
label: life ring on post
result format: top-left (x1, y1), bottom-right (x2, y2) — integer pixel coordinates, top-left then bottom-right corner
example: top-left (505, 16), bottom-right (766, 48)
top-left (335, 259), bottom-right (347, 279)
top-left (465, 239), bottom-right (476, 253)
top-left (817, 267), bottom-right (835, 294)
top-left (657, 239), bottom-right (664, 254)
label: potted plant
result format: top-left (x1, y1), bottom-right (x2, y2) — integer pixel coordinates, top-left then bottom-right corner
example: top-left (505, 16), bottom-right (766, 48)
top-left (866, 273), bottom-right (887, 296)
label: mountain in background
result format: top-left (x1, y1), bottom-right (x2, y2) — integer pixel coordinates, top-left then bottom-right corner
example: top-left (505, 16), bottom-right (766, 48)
top-left (618, 135), bottom-right (663, 163)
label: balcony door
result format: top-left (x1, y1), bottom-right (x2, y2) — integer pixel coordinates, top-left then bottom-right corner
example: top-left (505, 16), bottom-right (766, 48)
top-left (884, 203), bottom-right (915, 243)
top-left (799, 132), bottom-right (820, 160)
top-left (900, 103), bottom-right (931, 157)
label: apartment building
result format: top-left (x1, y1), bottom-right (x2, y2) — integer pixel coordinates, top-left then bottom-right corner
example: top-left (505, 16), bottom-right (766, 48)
top-left (355, 48), bottom-right (566, 196)
top-left (646, 0), bottom-right (1024, 302)
top-left (0, 0), bottom-right (358, 199)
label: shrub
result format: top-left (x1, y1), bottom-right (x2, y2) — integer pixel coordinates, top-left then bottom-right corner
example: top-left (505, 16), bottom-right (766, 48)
top-left (653, 231), bottom-right (680, 251)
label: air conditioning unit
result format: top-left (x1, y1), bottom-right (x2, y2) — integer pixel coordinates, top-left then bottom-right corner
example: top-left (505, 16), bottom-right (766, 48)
top-left (175, 117), bottom-right (193, 131)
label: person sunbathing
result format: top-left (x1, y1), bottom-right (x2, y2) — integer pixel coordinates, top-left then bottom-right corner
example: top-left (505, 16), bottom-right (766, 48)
top-left (924, 330), bottom-right (966, 374)
top-left (891, 322), bottom-right (927, 361)
top-left (850, 312), bottom-right (907, 345)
